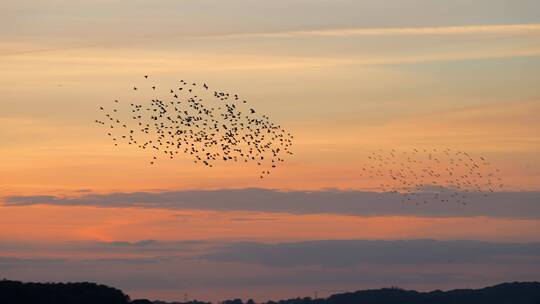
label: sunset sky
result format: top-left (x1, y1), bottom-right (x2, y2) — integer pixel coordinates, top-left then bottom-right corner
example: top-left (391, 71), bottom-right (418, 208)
top-left (1, 0), bottom-right (540, 302)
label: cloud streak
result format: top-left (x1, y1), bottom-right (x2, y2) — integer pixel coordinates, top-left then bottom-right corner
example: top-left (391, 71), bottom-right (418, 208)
top-left (208, 23), bottom-right (540, 39)
top-left (201, 239), bottom-right (540, 267)
top-left (3, 189), bottom-right (540, 219)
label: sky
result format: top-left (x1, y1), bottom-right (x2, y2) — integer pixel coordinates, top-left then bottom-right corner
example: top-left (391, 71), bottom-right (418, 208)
top-left (1, 0), bottom-right (540, 302)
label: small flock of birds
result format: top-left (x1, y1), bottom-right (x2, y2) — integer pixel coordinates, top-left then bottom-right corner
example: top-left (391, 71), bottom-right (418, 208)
top-left (360, 148), bottom-right (504, 205)
top-left (96, 76), bottom-right (294, 178)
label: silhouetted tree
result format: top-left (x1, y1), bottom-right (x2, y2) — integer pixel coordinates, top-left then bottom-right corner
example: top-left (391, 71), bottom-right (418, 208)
top-left (131, 299), bottom-right (153, 304)
top-left (2, 279), bottom-right (539, 304)
top-left (260, 282), bottom-right (540, 304)
top-left (222, 298), bottom-right (244, 304)
top-left (0, 280), bottom-right (129, 304)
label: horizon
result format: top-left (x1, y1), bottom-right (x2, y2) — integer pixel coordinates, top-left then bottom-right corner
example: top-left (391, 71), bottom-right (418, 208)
top-left (2, 279), bottom-right (539, 303)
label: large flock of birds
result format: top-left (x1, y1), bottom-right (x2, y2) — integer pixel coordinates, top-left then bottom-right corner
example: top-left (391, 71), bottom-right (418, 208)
top-left (95, 76), bottom-right (506, 205)
top-left (360, 148), bottom-right (504, 205)
top-left (95, 76), bottom-right (294, 178)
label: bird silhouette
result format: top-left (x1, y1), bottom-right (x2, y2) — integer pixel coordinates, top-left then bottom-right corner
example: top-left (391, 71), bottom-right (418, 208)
top-left (96, 76), bottom-right (294, 178)
top-left (359, 148), bottom-right (503, 205)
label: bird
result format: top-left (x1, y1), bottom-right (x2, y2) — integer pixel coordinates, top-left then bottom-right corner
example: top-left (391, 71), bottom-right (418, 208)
top-left (96, 77), bottom-right (294, 178)
top-left (360, 148), bottom-right (502, 206)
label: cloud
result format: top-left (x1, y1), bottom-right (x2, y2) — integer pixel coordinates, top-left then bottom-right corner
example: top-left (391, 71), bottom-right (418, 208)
top-left (5, 239), bottom-right (539, 267)
top-left (2, 239), bottom-right (540, 299)
top-left (4, 0), bottom-right (540, 42)
top-left (0, 240), bottom-right (210, 260)
top-left (201, 239), bottom-right (540, 267)
top-left (229, 217), bottom-right (277, 222)
top-left (208, 24), bottom-right (540, 39)
top-left (99, 240), bottom-right (158, 247)
top-left (3, 188), bottom-right (540, 219)
top-left (0, 255), bottom-right (174, 269)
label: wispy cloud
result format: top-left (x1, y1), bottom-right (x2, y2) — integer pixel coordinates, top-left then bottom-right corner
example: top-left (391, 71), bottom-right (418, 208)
top-left (208, 24), bottom-right (540, 39)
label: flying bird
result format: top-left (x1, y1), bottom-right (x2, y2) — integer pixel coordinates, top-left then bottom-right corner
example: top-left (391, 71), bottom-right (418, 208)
top-left (97, 77), bottom-right (294, 178)
top-left (360, 148), bottom-right (503, 205)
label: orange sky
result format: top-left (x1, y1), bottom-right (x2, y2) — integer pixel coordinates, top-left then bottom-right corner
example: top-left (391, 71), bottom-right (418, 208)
top-left (1, 204), bottom-right (539, 244)
top-left (1, 0), bottom-right (540, 301)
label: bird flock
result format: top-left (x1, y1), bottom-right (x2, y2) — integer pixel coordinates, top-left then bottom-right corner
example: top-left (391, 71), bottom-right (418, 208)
top-left (95, 76), bottom-right (294, 178)
top-left (94, 76), bottom-right (505, 204)
top-left (360, 148), bottom-right (503, 205)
